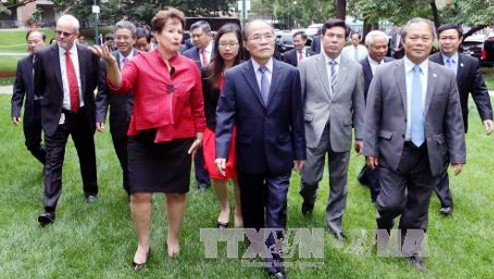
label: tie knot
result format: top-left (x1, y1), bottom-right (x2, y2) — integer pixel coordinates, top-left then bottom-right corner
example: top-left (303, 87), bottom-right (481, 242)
top-left (413, 65), bottom-right (421, 73)
top-left (259, 66), bottom-right (268, 74)
top-left (65, 51), bottom-right (71, 55)
top-left (328, 60), bottom-right (337, 66)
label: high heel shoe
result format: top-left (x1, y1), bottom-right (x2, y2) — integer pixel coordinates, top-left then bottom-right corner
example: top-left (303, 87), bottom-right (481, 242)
top-left (131, 249), bottom-right (150, 271)
top-left (217, 221), bottom-right (230, 229)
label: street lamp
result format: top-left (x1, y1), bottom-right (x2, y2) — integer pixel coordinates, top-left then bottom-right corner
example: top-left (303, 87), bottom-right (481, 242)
top-left (92, 0), bottom-right (100, 44)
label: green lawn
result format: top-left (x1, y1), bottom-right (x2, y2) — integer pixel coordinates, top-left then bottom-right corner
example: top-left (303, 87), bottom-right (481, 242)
top-left (0, 94), bottom-right (493, 278)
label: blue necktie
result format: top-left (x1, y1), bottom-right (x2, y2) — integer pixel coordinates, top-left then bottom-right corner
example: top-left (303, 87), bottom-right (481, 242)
top-left (411, 65), bottom-right (425, 147)
top-left (259, 66), bottom-right (270, 105)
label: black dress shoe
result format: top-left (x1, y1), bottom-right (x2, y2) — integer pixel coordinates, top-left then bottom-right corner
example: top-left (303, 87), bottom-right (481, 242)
top-left (301, 201), bottom-right (314, 217)
top-left (439, 206), bottom-right (452, 216)
top-left (269, 271), bottom-right (289, 279)
top-left (85, 195), bottom-right (97, 204)
top-left (331, 231), bottom-right (347, 241)
top-left (217, 221), bottom-right (229, 229)
top-left (38, 212), bottom-right (55, 227)
top-left (407, 255), bottom-right (426, 273)
top-left (132, 249), bottom-right (151, 272)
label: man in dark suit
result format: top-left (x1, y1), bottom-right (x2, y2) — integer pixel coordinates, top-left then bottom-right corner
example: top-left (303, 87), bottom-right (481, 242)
top-left (182, 20), bottom-right (212, 191)
top-left (215, 20), bottom-right (305, 279)
top-left (310, 28), bottom-right (322, 54)
top-left (390, 26), bottom-right (404, 59)
top-left (282, 31), bottom-right (314, 67)
top-left (356, 30), bottom-right (394, 203)
top-left (429, 23), bottom-right (493, 216)
top-left (11, 30), bottom-right (46, 165)
top-left (34, 14), bottom-right (106, 226)
top-left (96, 20), bottom-right (139, 196)
top-left (364, 18), bottom-right (466, 272)
top-left (298, 19), bottom-right (365, 241)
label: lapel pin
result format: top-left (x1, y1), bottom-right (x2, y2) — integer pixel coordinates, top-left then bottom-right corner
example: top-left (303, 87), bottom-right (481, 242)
top-left (433, 73), bottom-right (437, 78)
top-left (460, 63), bottom-right (464, 67)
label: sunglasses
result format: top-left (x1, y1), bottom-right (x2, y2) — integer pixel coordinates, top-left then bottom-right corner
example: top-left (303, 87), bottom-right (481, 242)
top-left (55, 30), bottom-right (74, 37)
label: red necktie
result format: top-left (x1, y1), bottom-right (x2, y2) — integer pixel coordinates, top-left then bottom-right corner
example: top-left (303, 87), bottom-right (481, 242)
top-left (299, 50), bottom-right (303, 61)
top-left (201, 49), bottom-right (208, 66)
top-left (65, 51), bottom-right (79, 112)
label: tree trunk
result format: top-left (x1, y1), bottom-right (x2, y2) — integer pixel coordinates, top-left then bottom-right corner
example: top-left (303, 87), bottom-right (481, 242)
top-left (334, 0), bottom-right (346, 20)
top-left (430, 0), bottom-right (440, 28)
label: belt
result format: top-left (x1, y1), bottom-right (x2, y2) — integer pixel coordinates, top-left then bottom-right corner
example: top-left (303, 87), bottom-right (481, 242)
top-left (403, 141), bottom-right (425, 150)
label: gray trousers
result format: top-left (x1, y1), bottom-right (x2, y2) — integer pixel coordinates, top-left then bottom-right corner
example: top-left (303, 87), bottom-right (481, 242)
top-left (300, 125), bottom-right (350, 234)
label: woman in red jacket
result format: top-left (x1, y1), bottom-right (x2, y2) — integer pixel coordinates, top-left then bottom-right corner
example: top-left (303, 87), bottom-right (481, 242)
top-left (91, 7), bottom-right (205, 270)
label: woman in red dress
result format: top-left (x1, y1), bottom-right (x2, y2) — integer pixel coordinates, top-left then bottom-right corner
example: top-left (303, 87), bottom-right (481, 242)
top-left (202, 24), bottom-right (243, 228)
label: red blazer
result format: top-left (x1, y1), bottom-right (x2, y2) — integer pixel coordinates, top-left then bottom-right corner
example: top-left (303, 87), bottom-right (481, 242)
top-left (109, 49), bottom-right (206, 142)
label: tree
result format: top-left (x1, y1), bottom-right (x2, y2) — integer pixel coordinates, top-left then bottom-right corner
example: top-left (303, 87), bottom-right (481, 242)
top-left (50, 0), bottom-right (237, 27)
top-left (0, 0), bottom-right (37, 15)
top-left (334, 0), bottom-right (346, 20)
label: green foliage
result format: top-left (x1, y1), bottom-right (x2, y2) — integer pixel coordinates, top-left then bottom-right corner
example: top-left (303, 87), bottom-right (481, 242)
top-left (51, 0), bottom-right (238, 26)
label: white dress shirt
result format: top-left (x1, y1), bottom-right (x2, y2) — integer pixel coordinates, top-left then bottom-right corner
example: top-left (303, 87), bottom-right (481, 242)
top-left (59, 43), bottom-right (84, 111)
top-left (322, 52), bottom-right (341, 95)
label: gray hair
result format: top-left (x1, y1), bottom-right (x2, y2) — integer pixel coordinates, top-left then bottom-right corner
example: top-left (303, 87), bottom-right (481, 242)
top-left (365, 30), bottom-right (389, 46)
top-left (401, 17), bottom-right (436, 41)
top-left (114, 20), bottom-right (137, 37)
top-left (57, 14), bottom-right (80, 32)
top-left (190, 20), bottom-right (211, 33)
top-left (243, 19), bottom-right (273, 40)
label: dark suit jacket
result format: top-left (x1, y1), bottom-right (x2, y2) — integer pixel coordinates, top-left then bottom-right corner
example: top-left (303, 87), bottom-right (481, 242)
top-left (363, 59), bottom-right (466, 177)
top-left (11, 55), bottom-right (36, 119)
top-left (95, 49), bottom-right (138, 138)
top-left (215, 59), bottom-right (306, 174)
top-left (34, 43), bottom-right (106, 137)
top-left (282, 48), bottom-right (315, 67)
top-left (360, 56), bottom-right (394, 101)
top-left (429, 52), bottom-right (493, 132)
top-left (310, 36), bottom-right (321, 54)
top-left (182, 45), bottom-right (215, 69)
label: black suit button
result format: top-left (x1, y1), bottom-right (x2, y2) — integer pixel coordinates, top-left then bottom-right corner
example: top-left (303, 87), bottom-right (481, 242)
top-left (402, 134), bottom-right (405, 139)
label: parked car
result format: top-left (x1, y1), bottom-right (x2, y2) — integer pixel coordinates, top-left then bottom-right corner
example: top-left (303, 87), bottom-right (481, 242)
top-left (460, 34), bottom-right (494, 67)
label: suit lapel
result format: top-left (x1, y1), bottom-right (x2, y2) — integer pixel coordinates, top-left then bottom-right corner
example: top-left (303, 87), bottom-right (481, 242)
top-left (77, 45), bottom-right (86, 96)
top-left (315, 54), bottom-right (331, 99)
top-left (394, 59), bottom-right (407, 112)
top-left (266, 60), bottom-right (282, 106)
top-left (242, 60), bottom-right (265, 107)
top-left (425, 62), bottom-right (438, 114)
top-left (333, 56), bottom-right (350, 98)
top-left (456, 54), bottom-right (465, 83)
top-left (51, 45), bottom-right (63, 93)
top-left (362, 58), bottom-right (373, 82)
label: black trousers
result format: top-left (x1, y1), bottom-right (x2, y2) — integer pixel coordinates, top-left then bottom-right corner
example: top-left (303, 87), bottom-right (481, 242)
top-left (111, 134), bottom-right (129, 194)
top-left (43, 108), bottom-right (98, 212)
top-left (376, 143), bottom-right (438, 257)
top-left (434, 167), bottom-right (453, 208)
top-left (23, 102), bottom-right (46, 164)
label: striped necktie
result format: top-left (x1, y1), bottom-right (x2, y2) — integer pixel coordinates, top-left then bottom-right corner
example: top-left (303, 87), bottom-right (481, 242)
top-left (328, 60), bottom-right (338, 94)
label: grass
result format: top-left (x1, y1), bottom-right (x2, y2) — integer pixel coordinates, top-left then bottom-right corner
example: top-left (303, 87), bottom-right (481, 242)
top-left (0, 94), bottom-right (493, 278)
top-left (481, 67), bottom-right (494, 90)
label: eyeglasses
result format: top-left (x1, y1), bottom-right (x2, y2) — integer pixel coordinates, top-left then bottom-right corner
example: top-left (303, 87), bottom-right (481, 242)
top-left (218, 41), bottom-right (239, 48)
top-left (115, 36), bottom-right (133, 41)
top-left (55, 30), bottom-right (74, 37)
top-left (249, 33), bottom-right (275, 43)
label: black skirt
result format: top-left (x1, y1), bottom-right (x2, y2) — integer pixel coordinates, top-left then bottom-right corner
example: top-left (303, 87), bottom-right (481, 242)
top-left (127, 129), bottom-right (194, 194)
